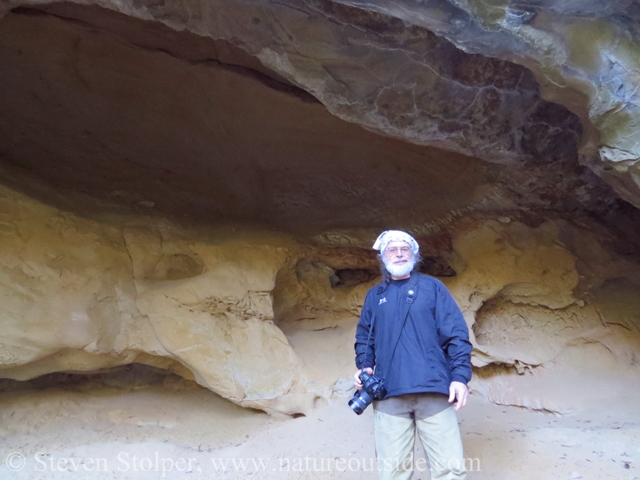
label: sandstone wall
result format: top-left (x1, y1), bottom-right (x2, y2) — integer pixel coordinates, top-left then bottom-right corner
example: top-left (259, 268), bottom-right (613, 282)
top-left (0, 183), bottom-right (325, 415)
top-left (1, 177), bottom-right (639, 414)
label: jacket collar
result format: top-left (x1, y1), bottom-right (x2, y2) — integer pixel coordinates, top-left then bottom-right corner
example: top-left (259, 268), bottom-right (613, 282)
top-left (376, 271), bottom-right (418, 295)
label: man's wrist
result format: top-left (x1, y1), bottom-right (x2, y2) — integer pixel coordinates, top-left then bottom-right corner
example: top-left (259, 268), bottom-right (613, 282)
top-left (450, 376), bottom-right (467, 385)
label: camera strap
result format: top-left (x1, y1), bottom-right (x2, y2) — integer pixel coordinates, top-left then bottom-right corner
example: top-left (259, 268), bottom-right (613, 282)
top-left (362, 312), bottom-right (376, 370)
top-left (380, 275), bottom-right (419, 385)
top-left (361, 278), bottom-right (392, 368)
top-left (367, 274), bottom-right (419, 386)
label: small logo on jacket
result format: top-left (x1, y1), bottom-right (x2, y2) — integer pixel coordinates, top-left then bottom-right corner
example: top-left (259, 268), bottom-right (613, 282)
top-left (378, 297), bottom-right (387, 305)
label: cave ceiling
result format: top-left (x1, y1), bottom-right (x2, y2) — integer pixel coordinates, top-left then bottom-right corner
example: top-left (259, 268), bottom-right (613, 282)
top-left (0, 1), bottom-right (639, 236)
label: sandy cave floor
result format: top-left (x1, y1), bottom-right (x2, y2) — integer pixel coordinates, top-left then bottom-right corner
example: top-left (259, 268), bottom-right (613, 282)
top-left (0, 372), bottom-right (639, 480)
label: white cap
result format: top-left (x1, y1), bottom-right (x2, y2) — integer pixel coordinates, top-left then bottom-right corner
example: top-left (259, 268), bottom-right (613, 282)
top-left (372, 230), bottom-right (419, 254)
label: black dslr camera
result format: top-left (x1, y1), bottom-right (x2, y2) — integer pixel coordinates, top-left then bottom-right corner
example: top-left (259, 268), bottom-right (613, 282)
top-left (348, 371), bottom-right (387, 415)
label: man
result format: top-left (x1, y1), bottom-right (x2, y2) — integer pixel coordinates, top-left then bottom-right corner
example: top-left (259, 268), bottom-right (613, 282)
top-left (354, 230), bottom-right (472, 480)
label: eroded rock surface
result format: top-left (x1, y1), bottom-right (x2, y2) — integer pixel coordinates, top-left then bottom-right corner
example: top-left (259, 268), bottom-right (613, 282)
top-left (1, 170), bottom-right (639, 414)
top-left (2, 0), bottom-right (640, 207)
top-left (448, 218), bottom-right (640, 413)
top-left (0, 183), bottom-right (328, 415)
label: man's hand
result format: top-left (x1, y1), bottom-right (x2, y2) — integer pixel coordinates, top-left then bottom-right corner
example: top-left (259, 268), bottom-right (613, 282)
top-left (448, 381), bottom-right (469, 411)
top-left (353, 368), bottom-right (374, 390)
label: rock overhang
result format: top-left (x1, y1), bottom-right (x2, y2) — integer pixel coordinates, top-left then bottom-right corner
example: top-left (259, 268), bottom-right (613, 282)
top-left (1, 0), bottom-right (637, 232)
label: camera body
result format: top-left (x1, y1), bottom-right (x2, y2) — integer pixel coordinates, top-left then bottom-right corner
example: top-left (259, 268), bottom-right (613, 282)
top-left (348, 371), bottom-right (387, 415)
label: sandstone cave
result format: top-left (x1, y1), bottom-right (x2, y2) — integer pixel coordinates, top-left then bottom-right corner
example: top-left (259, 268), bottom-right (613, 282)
top-left (1, 1), bottom-right (640, 479)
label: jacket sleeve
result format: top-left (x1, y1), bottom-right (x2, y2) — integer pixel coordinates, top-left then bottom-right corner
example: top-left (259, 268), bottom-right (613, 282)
top-left (354, 289), bottom-right (376, 369)
top-left (434, 280), bottom-right (473, 385)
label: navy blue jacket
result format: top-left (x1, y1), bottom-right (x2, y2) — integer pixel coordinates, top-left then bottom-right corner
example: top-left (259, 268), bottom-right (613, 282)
top-left (355, 272), bottom-right (472, 398)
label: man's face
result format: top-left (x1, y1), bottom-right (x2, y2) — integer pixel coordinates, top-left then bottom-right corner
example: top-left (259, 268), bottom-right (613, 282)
top-left (383, 241), bottom-right (415, 278)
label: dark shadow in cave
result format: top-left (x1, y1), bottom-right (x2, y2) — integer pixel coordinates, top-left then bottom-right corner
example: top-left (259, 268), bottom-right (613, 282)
top-left (0, 364), bottom-right (188, 394)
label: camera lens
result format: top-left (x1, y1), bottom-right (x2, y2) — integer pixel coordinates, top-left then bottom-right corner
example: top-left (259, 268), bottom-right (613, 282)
top-left (348, 397), bottom-right (365, 415)
top-left (348, 389), bottom-right (373, 415)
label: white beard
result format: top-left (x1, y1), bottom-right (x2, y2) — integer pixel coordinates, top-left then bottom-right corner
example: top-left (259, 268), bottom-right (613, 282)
top-left (384, 257), bottom-right (415, 278)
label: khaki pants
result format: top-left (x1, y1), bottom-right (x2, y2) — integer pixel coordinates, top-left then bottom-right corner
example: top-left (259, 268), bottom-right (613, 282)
top-left (374, 395), bottom-right (467, 480)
